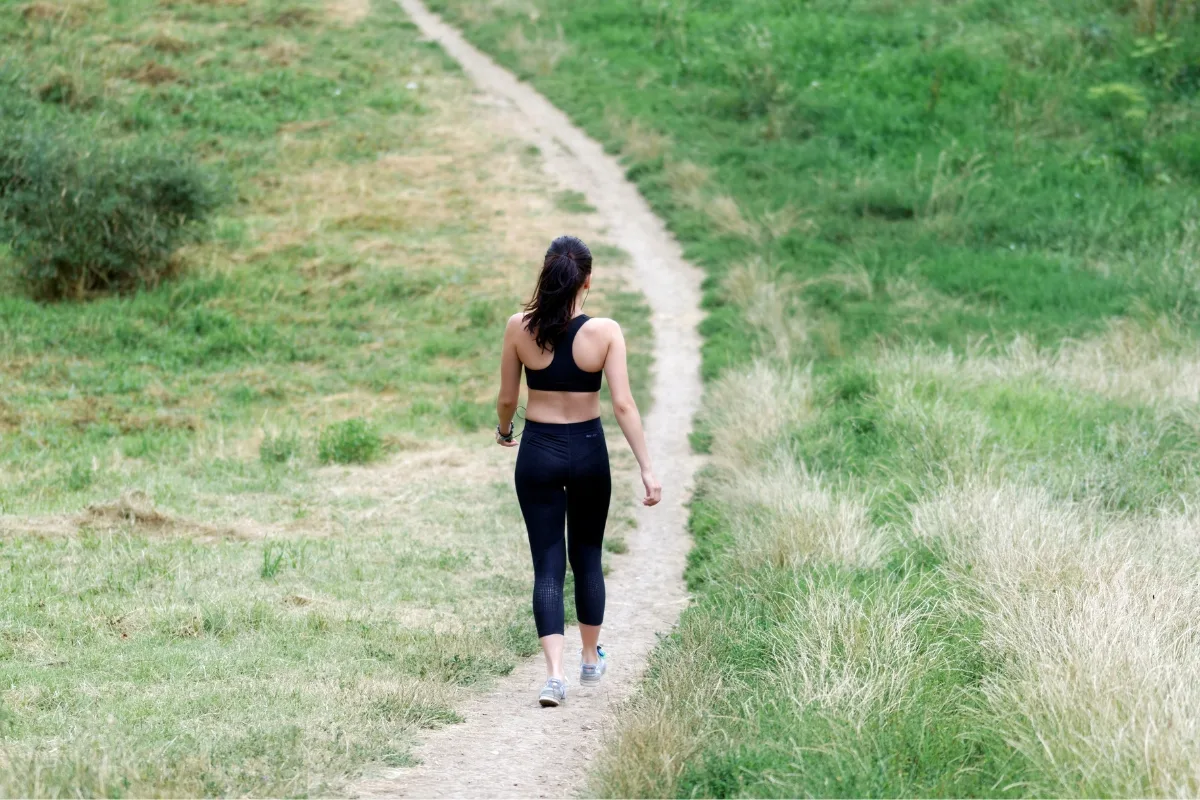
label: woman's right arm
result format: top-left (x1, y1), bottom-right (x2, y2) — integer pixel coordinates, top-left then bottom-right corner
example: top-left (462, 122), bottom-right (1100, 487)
top-left (495, 314), bottom-right (523, 447)
top-left (603, 321), bottom-right (661, 507)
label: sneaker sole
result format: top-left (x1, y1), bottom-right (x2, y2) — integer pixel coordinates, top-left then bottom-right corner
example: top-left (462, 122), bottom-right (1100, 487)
top-left (579, 674), bottom-right (603, 686)
top-left (538, 696), bottom-right (562, 707)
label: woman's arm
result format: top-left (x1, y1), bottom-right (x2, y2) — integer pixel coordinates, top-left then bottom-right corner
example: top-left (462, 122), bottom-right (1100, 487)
top-left (495, 314), bottom-right (523, 447)
top-left (603, 321), bottom-right (661, 506)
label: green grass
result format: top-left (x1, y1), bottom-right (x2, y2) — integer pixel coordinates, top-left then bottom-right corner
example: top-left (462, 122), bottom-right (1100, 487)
top-left (660, 563), bottom-right (1025, 798)
top-left (0, 506), bottom-right (525, 796)
top-left (318, 418), bottom-right (383, 464)
top-left (0, 0), bottom-right (482, 515)
top-left (428, 0), bottom-right (1200, 375)
top-left (426, 0), bottom-right (1200, 796)
top-left (0, 0), bottom-right (651, 794)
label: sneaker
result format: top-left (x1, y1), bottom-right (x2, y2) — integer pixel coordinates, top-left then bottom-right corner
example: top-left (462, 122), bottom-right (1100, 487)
top-left (580, 645), bottom-right (608, 686)
top-left (539, 677), bottom-right (567, 707)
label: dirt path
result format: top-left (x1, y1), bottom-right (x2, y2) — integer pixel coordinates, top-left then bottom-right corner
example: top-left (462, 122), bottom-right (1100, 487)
top-left (351, 2), bottom-right (705, 797)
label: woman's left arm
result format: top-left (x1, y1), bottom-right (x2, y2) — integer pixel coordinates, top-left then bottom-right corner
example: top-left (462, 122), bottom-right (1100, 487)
top-left (495, 314), bottom-right (523, 447)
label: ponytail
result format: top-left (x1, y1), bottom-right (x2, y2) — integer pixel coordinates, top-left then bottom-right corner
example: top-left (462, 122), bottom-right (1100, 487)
top-left (523, 235), bottom-right (593, 350)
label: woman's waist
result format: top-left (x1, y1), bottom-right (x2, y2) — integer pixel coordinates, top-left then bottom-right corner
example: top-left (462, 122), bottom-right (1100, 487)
top-left (522, 416), bottom-right (603, 436)
top-left (524, 391), bottom-right (601, 426)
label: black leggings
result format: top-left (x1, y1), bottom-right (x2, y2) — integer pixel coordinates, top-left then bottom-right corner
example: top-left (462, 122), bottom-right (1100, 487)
top-left (514, 417), bottom-right (610, 638)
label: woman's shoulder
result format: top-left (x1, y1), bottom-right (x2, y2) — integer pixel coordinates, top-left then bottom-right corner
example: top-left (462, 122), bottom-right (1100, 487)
top-left (581, 316), bottom-right (620, 332)
top-left (505, 312), bottom-right (531, 334)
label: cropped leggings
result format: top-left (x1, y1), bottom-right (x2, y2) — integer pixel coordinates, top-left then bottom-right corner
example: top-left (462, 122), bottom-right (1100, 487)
top-left (514, 418), bottom-right (610, 638)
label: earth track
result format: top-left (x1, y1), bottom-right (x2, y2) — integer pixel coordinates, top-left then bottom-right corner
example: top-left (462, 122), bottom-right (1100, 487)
top-left (352, 2), bottom-right (705, 796)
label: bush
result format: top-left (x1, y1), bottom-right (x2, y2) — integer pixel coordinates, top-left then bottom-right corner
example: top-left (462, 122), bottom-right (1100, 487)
top-left (0, 126), bottom-right (222, 300)
top-left (317, 419), bottom-right (382, 464)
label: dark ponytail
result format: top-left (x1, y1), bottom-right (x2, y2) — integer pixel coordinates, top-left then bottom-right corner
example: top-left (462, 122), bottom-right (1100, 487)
top-left (523, 235), bottom-right (593, 350)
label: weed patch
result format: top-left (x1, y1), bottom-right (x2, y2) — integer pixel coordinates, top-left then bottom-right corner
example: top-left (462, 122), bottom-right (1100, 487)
top-left (318, 419), bottom-right (382, 465)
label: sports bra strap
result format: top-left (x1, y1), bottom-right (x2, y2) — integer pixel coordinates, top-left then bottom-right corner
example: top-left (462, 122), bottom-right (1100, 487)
top-left (525, 314), bottom-right (603, 393)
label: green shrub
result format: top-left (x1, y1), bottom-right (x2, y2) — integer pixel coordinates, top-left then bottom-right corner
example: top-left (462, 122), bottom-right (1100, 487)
top-left (317, 418), bottom-right (382, 464)
top-left (0, 127), bottom-right (222, 300)
top-left (259, 431), bottom-right (301, 465)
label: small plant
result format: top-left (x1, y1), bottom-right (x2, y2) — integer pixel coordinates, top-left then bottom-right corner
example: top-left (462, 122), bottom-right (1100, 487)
top-left (1087, 82), bottom-right (1149, 121)
top-left (553, 190), bottom-right (595, 214)
top-left (261, 542), bottom-right (287, 579)
top-left (915, 148), bottom-right (992, 221)
top-left (317, 418), bottom-right (382, 464)
top-left (0, 126), bottom-right (222, 300)
top-left (260, 431), bottom-right (301, 465)
top-left (720, 24), bottom-right (791, 120)
top-left (36, 67), bottom-right (94, 109)
top-left (260, 540), bottom-right (307, 579)
top-left (603, 536), bottom-right (629, 554)
top-left (64, 462), bottom-right (94, 491)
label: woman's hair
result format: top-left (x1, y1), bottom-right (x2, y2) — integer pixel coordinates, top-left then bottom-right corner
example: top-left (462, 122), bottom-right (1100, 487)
top-left (523, 235), bottom-right (593, 350)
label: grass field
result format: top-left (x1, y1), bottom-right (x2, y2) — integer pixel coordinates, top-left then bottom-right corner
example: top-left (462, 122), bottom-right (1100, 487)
top-left (425, 0), bottom-right (1200, 796)
top-left (0, 0), bottom-right (649, 794)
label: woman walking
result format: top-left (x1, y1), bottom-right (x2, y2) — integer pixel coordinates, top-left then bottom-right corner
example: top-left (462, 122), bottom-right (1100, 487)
top-left (495, 235), bottom-right (662, 707)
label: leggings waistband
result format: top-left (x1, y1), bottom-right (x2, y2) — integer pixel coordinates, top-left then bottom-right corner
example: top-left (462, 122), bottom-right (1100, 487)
top-left (522, 417), bottom-right (603, 436)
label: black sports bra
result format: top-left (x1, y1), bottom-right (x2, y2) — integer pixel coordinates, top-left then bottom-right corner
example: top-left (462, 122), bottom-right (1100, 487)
top-left (524, 315), bottom-right (603, 393)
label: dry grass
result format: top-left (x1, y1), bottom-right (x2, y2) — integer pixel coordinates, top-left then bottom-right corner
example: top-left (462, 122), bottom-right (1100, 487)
top-left (262, 37), bottom-right (305, 66)
top-left (0, 491), bottom-right (254, 542)
top-left (588, 615), bottom-right (732, 798)
top-left (325, 0), bottom-right (371, 25)
top-left (698, 194), bottom-right (814, 245)
top-left (705, 193), bottom-right (759, 240)
top-left (916, 148), bottom-right (991, 225)
top-left (617, 118), bottom-right (672, 163)
top-left (123, 60), bottom-right (182, 85)
top-left (145, 29), bottom-right (191, 53)
top-left (19, 0), bottom-right (98, 26)
top-left (875, 316), bottom-right (1200, 409)
top-left (911, 484), bottom-right (1200, 797)
top-left (761, 203), bottom-right (815, 240)
top-left (769, 576), bottom-right (946, 726)
top-left (717, 447), bottom-right (885, 572)
top-left (663, 159), bottom-right (709, 196)
top-left (504, 23), bottom-right (569, 77)
top-left (705, 359), bottom-right (813, 463)
top-left (721, 258), bottom-right (809, 361)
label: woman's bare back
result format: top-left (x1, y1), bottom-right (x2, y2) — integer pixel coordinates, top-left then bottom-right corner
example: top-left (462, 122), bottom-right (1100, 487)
top-left (509, 312), bottom-right (615, 424)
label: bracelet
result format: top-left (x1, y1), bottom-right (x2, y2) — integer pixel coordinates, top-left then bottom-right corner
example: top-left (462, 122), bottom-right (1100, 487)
top-left (496, 423), bottom-right (515, 442)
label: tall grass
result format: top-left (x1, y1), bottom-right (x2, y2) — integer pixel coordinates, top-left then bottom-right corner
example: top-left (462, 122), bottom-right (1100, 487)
top-left (350, 0), bottom-right (1200, 794)
top-left (912, 486), bottom-right (1200, 797)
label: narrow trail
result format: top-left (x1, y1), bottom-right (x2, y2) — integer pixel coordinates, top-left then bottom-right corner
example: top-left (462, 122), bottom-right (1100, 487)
top-left (352, 1), bottom-right (705, 797)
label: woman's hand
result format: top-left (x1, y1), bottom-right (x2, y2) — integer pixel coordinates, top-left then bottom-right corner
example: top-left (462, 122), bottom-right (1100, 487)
top-left (496, 423), bottom-right (518, 448)
top-left (641, 469), bottom-right (662, 506)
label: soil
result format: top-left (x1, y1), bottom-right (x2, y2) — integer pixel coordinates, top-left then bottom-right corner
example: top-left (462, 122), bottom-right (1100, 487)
top-left (350, 1), bottom-right (706, 797)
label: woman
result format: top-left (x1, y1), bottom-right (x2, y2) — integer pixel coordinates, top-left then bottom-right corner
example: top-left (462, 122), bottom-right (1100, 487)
top-left (495, 235), bottom-right (662, 707)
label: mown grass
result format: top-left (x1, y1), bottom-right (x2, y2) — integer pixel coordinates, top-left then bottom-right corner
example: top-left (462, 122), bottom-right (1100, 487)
top-left (0, 0), bottom-right (649, 794)
top-left (427, 0), bottom-right (1200, 796)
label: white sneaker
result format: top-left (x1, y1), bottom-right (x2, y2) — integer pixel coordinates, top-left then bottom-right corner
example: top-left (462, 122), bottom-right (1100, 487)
top-left (579, 645), bottom-right (608, 686)
top-left (539, 677), bottom-right (567, 707)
